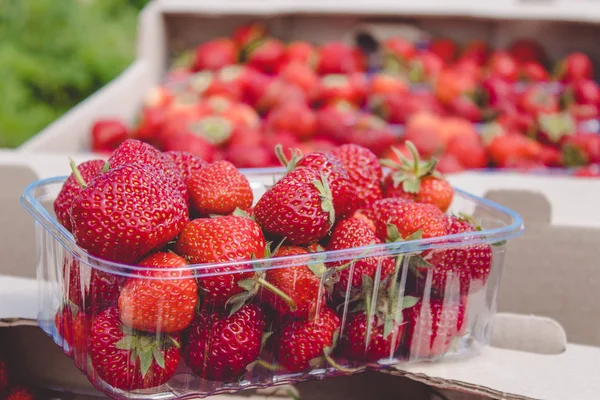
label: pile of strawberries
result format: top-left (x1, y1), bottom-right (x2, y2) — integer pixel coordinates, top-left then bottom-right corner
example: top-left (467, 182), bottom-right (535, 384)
top-left (0, 353), bottom-right (37, 400)
top-left (54, 138), bottom-right (497, 393)
top-left (88, 23), bottom-right (600, 177)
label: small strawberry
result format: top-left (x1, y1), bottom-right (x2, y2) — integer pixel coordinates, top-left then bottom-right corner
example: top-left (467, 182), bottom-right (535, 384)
top-left (401, 297), bottom-right (466, 359)
top-left (53, 159), bottom-right (107, 232)
top-left (187, 161), bottom-right (253, 216)
top-left (381, 142), bottom-right (454, 212)
top-left (54, 304), bottom-right (90, 355)
top-left (254, 167), bottom-right (335, 245)
top-left (64, 258), bottom-right (121, 313)
top-left (326, 218), bottom-right (395, 297)
top-left (276, 307), bottom-right (341, 372)
top-left (118, 252), bottom-right (197, 333)
top-left (555, 52), bottom-right (593, 83)
top-left (163, 151), bottom-right (208, 184)
top-left (70, 163), bottom-right (188, 264)
top-left (91, 119), bottom-right (130, 153)
top-left (331, 144), bottom-right (383, 211)
top-left (89, 308), bottom-right (181, 390)
top-left (176, 216), bottom-right (266, 308)
top-left (341, 312), bottom-right (403, 363)
top-left (317, 42), bottom-right (365, 75)
top-left (244, 38), bottom-right (285, 74)
top-left (6, 386), bottom-right (35, 400)
top-left (193, 38), bottom-right (238, 72)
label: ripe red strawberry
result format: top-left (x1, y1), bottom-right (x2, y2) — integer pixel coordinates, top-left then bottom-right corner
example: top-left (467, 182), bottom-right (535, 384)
top-left (54, 159), bottom-right (106, 232)
top-left (381, 143), bottom-right (454, 212)
top-left (401, 298), bottom-right (466, 359)
top-left (416, 215), bottom-right (493, 296)
top-left (370, 199), bottom-right (448, 242)
top-left (255, 80), bottom-right (307, 112)
top-left (55, 305), bottom-right (90, 355)
top-left (556, 52), bottom-right (593, 83)
top-left (445, 135), bottom-right (488, 170)
top-left (261, 246), bottom-right (326, 319)
top-left (254, 167), bottom-right (335, 245)
top-left (64, 258), bottom-right (121, 313)
top-left (276, 307), bottom-right (340, 372)
top-left (91, 119), bottom-right (129, 153)
top-left (245, 38), bottom-right (285, 74)
top-left (187, 161), bottom-right (253, 216)
top-left (70, 164), bottom-right (188, 264)
top-left (574, 164), bottom-right (600, 178)
top-left (193, 38), bottom-right (238, 72)
top-left (279, 61), bottom-right (320, 100)
top-left (232, 23), bottom-right (267, 51)
top-left (164, 151), bottom-right (208, 184)
top-left (118, 252), bottom-right (197, 333)
top-left (185, 304), bottom-right (266, 381)
top-left (0, 358), bottom-right (9, 394)
top-left (326, 218), bottom-right (395, 297)
top-left (382, 37), bottom-right (417, 68)
top-left (176, 216), bottom-right (266, 307)
top-left (226, 144), bottom-right (276, 168)
top-left (315, 102), bottom-right (359, 144)
top-left (520, 61), bottom-right (549, 82)
top-left (265, 102), bottom-right (317, 140)
top-left (281, 41), bottom-right (318, 69)
top-left (317, 42), bottom-right (365, 75)
top-left (429, 38), bottom-right (457, 65)
top-left (509, 38), bottom-right (545, 64)
top-left (331, 144), bottom-right (383, 210)
top-left (89, 308), bottom-right (181, 390)
top-left (6, 386), bottom-right (35, 400)
top-left (487, 51), bottom-right (519, 82)
top-left (318, 73), bottom-right (368, 107)
top-left (340, 312), bottom-right (403, 363)
top-left (162, 132), bottom-right (218, 162)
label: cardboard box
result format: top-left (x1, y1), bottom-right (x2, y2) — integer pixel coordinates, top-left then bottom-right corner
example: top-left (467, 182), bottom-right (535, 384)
top-left (2, 151), bottom-right (600, 399)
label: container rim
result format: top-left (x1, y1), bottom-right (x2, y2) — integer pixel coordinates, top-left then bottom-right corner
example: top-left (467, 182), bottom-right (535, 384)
top-left (20, 171), bottom-right (524, 279)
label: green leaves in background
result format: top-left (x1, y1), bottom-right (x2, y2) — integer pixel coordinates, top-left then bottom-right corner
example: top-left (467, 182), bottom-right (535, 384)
top-left (0, 0), bottom-right (150, 148)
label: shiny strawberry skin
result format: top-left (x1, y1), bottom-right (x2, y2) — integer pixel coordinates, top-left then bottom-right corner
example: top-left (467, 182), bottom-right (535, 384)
top-left (176, 216), bottom-right (266, 307)
top-left (326, 218), bottom-right (395, 297)
top-left (89, 308), bottom-right (181, 390)
top-left (54, 159), bottom-right (106, 232)
top-left (118, 252), bottom-right (197, 333)
top-left (263, 246), bottom-right (325, 319)
top-left (331, 144), bottom-right (383, 211)
top-left (55, 306), bottom-right (90, 355)
top-left (164, 151), bottom-right (208, 184)
top-left (296, 152), bottom-right (355, 218)
top-left (401, 298), bottom-right (465, 359)
top-left (184, 304), bottom-right (266, 381)
top-left (64, 258), bottom-right (121, 313)
top-left (383, 175), bottom-right (454, 212)
top-left (187, 160), bottom-right (253, 216)
top-left (254, 167), bottom-right (333, 245)
top-left (276, 307), bottom-right (340, 372)
top-left (340, 312), bottom-right (403, 362)
top-left (70, 164), bottom-right (188, 264)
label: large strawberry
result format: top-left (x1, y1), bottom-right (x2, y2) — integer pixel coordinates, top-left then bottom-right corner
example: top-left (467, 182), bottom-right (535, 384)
top-left (163, 151), bottom-right (208, 184)
top-left (187, 160), bottom-right (253, 216)
top-left (70, 164), bottom-right (188, 264)
top-left (118, 252), bottom-right (198, 333)
top-left (381, 141), bottom-right (454, 212)
top-left (277, 148), bottom-right (354, 219)
top-left (275, 307), bottom-right (341, 372)
top-left (401, 297), bottom-right (466, 359)
top-left (54, 159), bottom-right (107, 232)
top-left (330, 144), bottom-right (383, 211)
top-left (89, 308), bottom-right (181, 390)
top-left (254, 167), bottom-right (335, 245)
top-left (175, 216), bottom-right (266, 308)
top-left (185, 304), bottom-right (266, 381)
top-left (326, 218), bottom-right (395, 298)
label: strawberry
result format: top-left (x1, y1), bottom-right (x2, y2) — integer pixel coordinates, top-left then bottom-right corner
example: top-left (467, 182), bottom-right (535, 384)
top-left (347, 117), bottom-right (397, 157)
top-left (6, 386), bottom-right (35, 400)
top-left (331, 144), bottom-right (383, 210)
top-left (317, 42), bottom-right (365, 75)
top-left (163, 151), bottom-right (208, 184)
top-left (265, 102), bottom-right (317, 140)
top-left (459, 40), bottom-right (489, 66)
top-left (556, 52), bottom-right (593, 83)
top-left (369, 73), bottom-right (409, 97)
top-left (315, 103), bottom-right (359, 144)
top-left (70, 163), bottom-right (188, 264)
top-left (254, 167), bottom-right (335, 245)
top-left (255, 80), bottom-right (307, 112)
top-left (416, 215), bottom-right (493, 296)
top-left (402, 113), bottom-right (445, 159)
top-left (282, 41), bottom-right (319, 69)
top-left (232, 23), bottom-right (267, 51)
top-left (64, 258), bottom-right (121, 313)
top-left (185, 304), bottom-right (266, 381)
top-left (187, 161), bottom-right (253, 216)
top-left (574, 164), bottom-right (600, 178)
top-left (275, 307), bottom-right (340, 372)
top-left (193, 38), bottom-right (238, 72)
top-left (326, 218), bottom-right (395, 297)
top-left (261, 246), bottom-right (327, 319)
top-left (55, 305), bottom-right (90, 354)
top-left (0, 358), bottom-right (9, 394)
top-left (340, 312), bottom-right (403, 363)
top-left (561, 133), bottom-right (600, 167)
top-left (279, 62), bottom-right (320, 101)
top-left (382, 37), bottom-right (417, 68)
top-left (445, 135), bottom-right (488, 170)
top-left (519, 84), bottom-right (559, 117)
top-left (372, 91), bottom-right (444, 125)
top-left (318, 73), bottom-right (368, 107)
top-left (429, 38), bottom-right (457, 65)
top-left (407, 51), bottom-right (443, 83)
top-left (54, 159), bottom-right (106, 232)
top-left (118, 252), bottom-right (197, 333)
top-left (509, 38), bottom-right (545, 64)
top-left (176, 216), bottom-right (266, 307)
top-left (244, 38), bottom-right (285, 74)
top-left (401, 297), bottom-right (466, 359)
top-left (487, 51), bottom-right (519, 82)
top-left (91, 119), bottom-right (129, 153)
top-left (89, 308), bottom-right (181, 390)
top-left (162, 132), bottom-right (218, 162)
top-left (381, 142), bottom-right (454, 212)
top-left (520, 61), bottom-right (549, 82)
top-left (487, 133), bottom-right (542, 168)
top-left (226, 144), bottom-right (276, 168)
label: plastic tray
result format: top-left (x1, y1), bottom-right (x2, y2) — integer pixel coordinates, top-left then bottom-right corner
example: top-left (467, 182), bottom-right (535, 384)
top-left (20, 168), bottom-right (524, 400)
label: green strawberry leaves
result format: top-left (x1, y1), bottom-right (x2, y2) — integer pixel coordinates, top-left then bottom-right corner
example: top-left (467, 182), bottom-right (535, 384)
top-left (114, 327), bottom-right (176, 378)
top-left (274, 144), bottom-right (303, 172)
top-left (313, 173), bottom-right (336, 227)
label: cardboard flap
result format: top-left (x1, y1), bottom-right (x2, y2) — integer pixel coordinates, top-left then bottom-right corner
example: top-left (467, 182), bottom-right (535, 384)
top-left (491, 313), bottom-right (567, 355)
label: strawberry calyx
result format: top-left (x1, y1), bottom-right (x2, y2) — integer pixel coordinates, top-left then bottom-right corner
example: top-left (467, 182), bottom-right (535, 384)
top-left (274, 144), bottom-right (304, 172)
top-left (312, 173), bottom-right (336, 226)
top-left (380, 141), bottom-right (441, 194)
top-left (309, 330), bottom-right (363, 374)
top-left (114, 325), bottom-right (179, 378)
top-left (562, 142), bottom-right (589, 167)
top-left (538, 112), bottom-right (576, 143)
top-left (190, 116), bottom-right (232, 146)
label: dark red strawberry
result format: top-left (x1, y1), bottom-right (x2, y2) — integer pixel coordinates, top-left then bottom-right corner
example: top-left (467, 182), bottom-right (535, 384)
top-left (54, 159), bottom-right (106, 232)
top-left (0, 358), bottom-right (7, 394)
top-left (64, 258), bottom-right (121, 313)
top-left (254, 167), bottom-right (335, 245)
top-left (276, 307), bottom-right (340, 372)
top-left (317, 42), bottom-right (365, 75)
top-left (6, 386), bottom-right (35, 400)
top-left (118, 252), bottom-right (197, 333)
top-left (401, 297), bottom-right (466, 359)
top-left (185, 304), bottom-right (266, 381)
top-left (54, 304), bottom-right (90, 368)
top-left (187, 161), bottom-right (253, 216)
top-left (91, 119), bottom-right (130, 153)
top-left (70, 164), bottom-right (188, 264)
top-left (176, 216), bottom-right (266, 308)
top-left (326, 218), bottom-right (395, 297)
top-left (164, 151), bottom-right (208, 184)
top-left (89, 308), bottom-right (181, 390)
top-left (331, 144), bottom-right (383, 211)
top-left (244, 38), bottom-right (285, 74)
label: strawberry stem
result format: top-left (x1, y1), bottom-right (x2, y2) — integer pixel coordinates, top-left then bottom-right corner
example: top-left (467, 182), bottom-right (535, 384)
top-left (256, 359), bottom-right (280, 371)
top-left (404, 141), bottom-right (421, 175)
top-left (274, 144), bottom-right (302, 171)
top-left (323, 352), bottom-right (363, 374)
top-left (257, 277), bottom-right (297, 311)
top-left (69, 158), bottom-right (87, 189)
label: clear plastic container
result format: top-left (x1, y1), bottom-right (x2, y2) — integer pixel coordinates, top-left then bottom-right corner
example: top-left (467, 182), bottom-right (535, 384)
top-left (20, 168), bottom-right (524, 400)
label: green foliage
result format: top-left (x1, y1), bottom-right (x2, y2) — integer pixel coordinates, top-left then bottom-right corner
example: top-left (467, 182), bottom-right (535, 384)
top-left (0, 0), bottom-right (150, 148)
